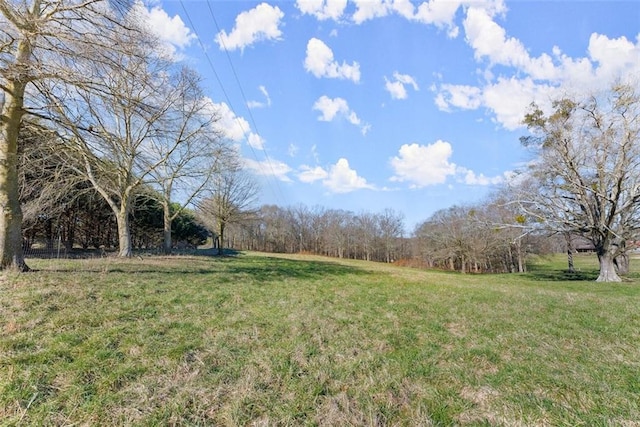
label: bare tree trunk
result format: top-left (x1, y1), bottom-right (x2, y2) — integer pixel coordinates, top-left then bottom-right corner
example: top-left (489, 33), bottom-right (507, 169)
top-left (614, 241), bottom-right (629, 276)
top-left (218, 221), bottom-right (225, 256)
top-left (162, 202), bottom-right (172, 255)
top-left (597, 247), bottom-right (622, 282)
top-left (565, 233), bottom-right (575, 273)
top-left (0, 78), bottom-right (29, 271)
top-left (515, 239), bottom-right (525, 273)
top-left (615, 252), bottom-right (630, 276)
top-left (115, 208), bottom-right (132, 258)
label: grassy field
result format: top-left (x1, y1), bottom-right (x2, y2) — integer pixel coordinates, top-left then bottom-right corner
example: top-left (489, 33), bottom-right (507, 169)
top-left (1, 252), bottom-right (639, 426)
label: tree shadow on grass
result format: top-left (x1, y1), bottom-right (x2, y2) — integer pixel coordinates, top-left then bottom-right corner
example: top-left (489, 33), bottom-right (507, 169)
top-left (29, 252), bottom-right (368, 283)
top-left (224, 256), bottom-right (370, 283)
top-left (523, 265), bottom-right (600, 282)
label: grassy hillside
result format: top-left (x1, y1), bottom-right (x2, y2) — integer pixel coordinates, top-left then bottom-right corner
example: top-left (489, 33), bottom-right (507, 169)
top-left (1, 252), bottom-right (638, 425)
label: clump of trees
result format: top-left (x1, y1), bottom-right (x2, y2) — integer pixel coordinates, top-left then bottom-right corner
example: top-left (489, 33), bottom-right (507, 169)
top-left (220, 205), bottom-right (410, 264)
top-left (1, 0), bottom-right (237, 268)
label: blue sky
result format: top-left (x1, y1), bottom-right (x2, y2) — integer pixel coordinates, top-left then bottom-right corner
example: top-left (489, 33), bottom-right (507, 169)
top-left (140, 0), bottom-right (639, 230)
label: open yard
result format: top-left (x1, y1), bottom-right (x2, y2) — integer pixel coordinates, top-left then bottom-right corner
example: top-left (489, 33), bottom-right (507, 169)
top-left (1, 252), bottom-right (639, 426)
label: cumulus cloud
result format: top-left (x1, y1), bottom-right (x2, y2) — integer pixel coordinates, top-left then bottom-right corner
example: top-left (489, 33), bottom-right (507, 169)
top-left (434, 5), bottom-right (640, 130)
top-left (304, 38), bottom-right (361, 82)
top-left (586, 33), bottom-right (640, 86)
top-left (313, 96), bottom-right (370, 134)
top-left (390, 141), bottom-right (457, 187)
top-left (215, 3), bottom-right (284, 51)
top-left (135, 3), bottom-right (195, 58)
top-left (414, 0), bottom-right (464, 37)
top-left (351, 0), bottom-right (390, 24)
top-left (463, 7), bottom-right (558, 80)
top-left (385, 72), bottom-right (419, 100)
top-left (297, 0), bottom-right (505, 38)
top-left (298, 159), bottom-right (374, 193)
top-left (247, 133), bottom-right (265, 150)
top-left (324, 159), bottom-right (374, 193)
top-left (295, 0), bottom-right (347, 21)
top-left (206, 99), bottom-right (269, 147)
top-left (390, 141), bottom-right (510, 187)
top-left (298, 165), bottom-right (328, 183)
top-left (207, 100), bottom-right (251, 142)
top-left (244, 158), bottom-right (293, 182)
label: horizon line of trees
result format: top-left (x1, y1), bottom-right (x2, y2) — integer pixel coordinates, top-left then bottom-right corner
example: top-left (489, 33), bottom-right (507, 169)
top-left (220, 199), bottom-right (561, 274)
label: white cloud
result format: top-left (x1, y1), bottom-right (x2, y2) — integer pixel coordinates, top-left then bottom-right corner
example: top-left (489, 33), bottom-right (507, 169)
top-left (392, 0), bottom-right (417, 20)
top-left (323, 158), bottom-right (374, 193)
top-left (587, 33), bottom-right (640, 86)
top-left (414, 0), bottom-right (462, 36)
top-left (435, 78), bottom-right (557, 130)
top-left (434, 84), bottom-right (482, 111)
top-left (312, 96), bottom-right (370, 134)
top-left (386, 80), bottom-right (407, 100)
top-left (385, 72), bottom-right (419, 100)
top-left (247, 133), bottom-right (265, 150)
top-left (205, 99), bottom-right (272, 148)
top-left (244, 158), bottom-right (292, 182)
top-left (304, 38), bottom-right (361, 82)
top-left (390, 141), bottom-right (508, 187)
top-left (434, 6), bottom-right (640, 130)
top-left (297, 0), bottom-right (505, 36)
top-left (463, 7), bottom-right (558, 80)
top-left (481, 77), bottom-right (556, 130)
top-left (247, 85), bottom-right (272, 109)
top-left (351, 0), bottom-right (390, 24)
top-left (457, 167), bottom-right (506, 186)
top-left (298, 165), bottom-right (328, 183)
top-left (298, 159), bottom-right (373, 193)
top-left (207, 100), bottom-right (251, 142)
top-left (295, 0), bottom-right (347, 21)
top-left (390, 141), bottom-right (457, 187)
top-left (135, 3), bottom-right (195, 58)
top-left (215, 3), bottom-right (284, 51)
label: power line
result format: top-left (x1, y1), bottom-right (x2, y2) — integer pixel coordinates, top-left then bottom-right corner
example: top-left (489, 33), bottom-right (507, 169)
top-left (178, 0), bottom-right (288, 207)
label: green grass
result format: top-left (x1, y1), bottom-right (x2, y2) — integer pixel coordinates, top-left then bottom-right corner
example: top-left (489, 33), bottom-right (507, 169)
top-left (1, 252), bottom-right (639, 426)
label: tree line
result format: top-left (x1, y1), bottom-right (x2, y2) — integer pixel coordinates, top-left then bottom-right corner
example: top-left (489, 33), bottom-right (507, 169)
top-left (2, 0), bottom-right (244, 268)
top-left (219, 199), bottom-right (557, 274)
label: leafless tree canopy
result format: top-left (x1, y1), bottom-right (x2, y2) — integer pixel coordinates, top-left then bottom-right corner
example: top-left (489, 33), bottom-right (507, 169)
top-left (518, 83), bottom-right (640, 281)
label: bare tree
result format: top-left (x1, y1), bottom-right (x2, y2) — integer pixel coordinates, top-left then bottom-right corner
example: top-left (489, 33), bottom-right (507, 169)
top-left (1, 0), bottom-right (143, 268)
top-left (39, 25), bottom-right (223, 257)
top-left (197, 156), bottom-right (259, 255)
top-left (520, 83), bottom-right (640, 282)
top-left (145, 67), bottom-right (227, 254)
top-left (377, 208), bottom-right (405, 263)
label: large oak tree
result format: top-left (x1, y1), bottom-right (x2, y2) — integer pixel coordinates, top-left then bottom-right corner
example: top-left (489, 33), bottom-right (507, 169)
top-left (520, 83), bottom-right (640, 282)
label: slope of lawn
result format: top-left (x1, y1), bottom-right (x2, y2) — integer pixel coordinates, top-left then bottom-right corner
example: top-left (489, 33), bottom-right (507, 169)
top-left (1, 252), bottom-right (638, 426)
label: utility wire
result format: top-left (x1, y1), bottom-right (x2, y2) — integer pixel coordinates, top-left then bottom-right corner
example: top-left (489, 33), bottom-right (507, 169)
top-left (178, 0), bottom-right (288, 206)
